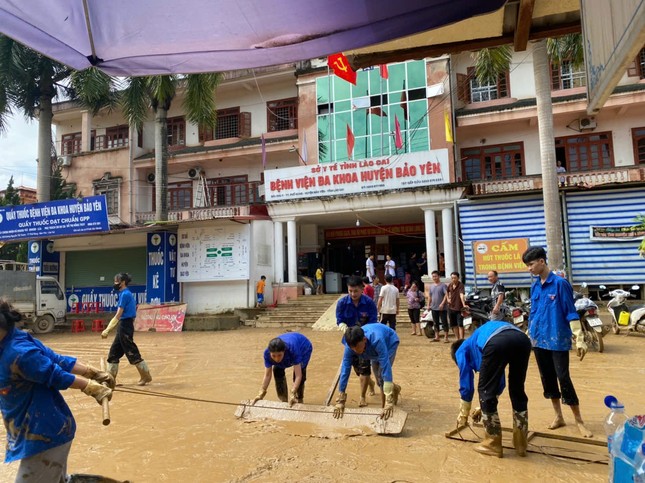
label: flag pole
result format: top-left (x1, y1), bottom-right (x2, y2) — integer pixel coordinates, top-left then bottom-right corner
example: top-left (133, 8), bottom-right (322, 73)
top-left (328, 66), bottom-right (333, 163)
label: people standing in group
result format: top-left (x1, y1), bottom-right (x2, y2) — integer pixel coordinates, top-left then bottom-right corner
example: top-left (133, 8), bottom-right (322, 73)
top-left (365, 254), bottom-right (375, 283)
top-left (0, 301), bottom-right (113, 482)
top-left (487, 270), bottom-right (507, 321)
top-left (362, 276), bottom-right (375, 300)
top-left (442, 271), bottom-right (467, 341)
top-left (406, 281), bottom-right (425, 336)
top-left (451, 321), bottom-right (532, 458)
top-left (428, 270), bottom-right (449, 343)
top-left (336, 275), bottom-right (378, 407)
top-left (333, 324), bottom-right (401, 421)
top-left (372, 276), bottom-right (383, 301)
top-left (522, 246), bottom-right (593, 438)
top-left (378, 274), bottom-right (400, 331)
top-left (385, 255), bottom-right (396, 280)
top-left (256, 274), bottom-right (267, 308)
top-left (101, 272), bottom-right (152, 386)
top-left (251, 332), bottom-right (313, 407)
top-left (315, 266), bottom-right (324, 295)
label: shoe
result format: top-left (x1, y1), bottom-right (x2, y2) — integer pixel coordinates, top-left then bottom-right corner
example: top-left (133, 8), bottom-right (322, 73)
top-left (474, 412), bottom-right (503, 458)
top-left (135, 361), bottom-right (152, 386)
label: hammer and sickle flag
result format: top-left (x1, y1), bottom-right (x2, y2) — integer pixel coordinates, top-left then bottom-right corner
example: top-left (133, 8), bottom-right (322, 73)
top-left (327, 53), bottom-right (357, 85)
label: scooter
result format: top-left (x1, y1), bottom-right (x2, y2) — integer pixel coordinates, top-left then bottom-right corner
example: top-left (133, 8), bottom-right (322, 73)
top-left (504, 289), bottom-right (528, 330)
top-left (420, 308), bottom-right (435, 339)
top-left (573, 290), bottom-right (604, 353)
top-left (600, 285), bottom-right (645, 335)
top-left (462, 289), bottom-right (493, 332)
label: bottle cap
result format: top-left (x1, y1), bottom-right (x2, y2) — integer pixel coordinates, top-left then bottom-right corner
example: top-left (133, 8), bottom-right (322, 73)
top-left (604, 395), bottom-right (624, 409)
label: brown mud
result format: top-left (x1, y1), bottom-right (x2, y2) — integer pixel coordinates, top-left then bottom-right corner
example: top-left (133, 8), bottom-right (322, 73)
top-left (3, 327), bottom-right (643, 482)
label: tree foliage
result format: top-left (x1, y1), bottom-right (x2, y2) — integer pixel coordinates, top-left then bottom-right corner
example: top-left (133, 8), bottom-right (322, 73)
top-left (0, 176), bottom-right (26, 261)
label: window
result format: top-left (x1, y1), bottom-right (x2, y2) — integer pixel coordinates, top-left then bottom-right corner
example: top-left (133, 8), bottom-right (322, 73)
top-left (551, 60), bottom-right (586, 90)
top-left (199, 108), bottom-right (242, 142)
top-left (206, 175), bottom-right (259, 206)
top-left (461, 143), bottom-right (524, 181)
top-left (105, 125), bottom-right (129, 149)
top-left (94, 177), bottom-right (120, 216)
top-left (168, 181), bottom-right (193, 210)
top-left (555, 132), bottom-right (614, 172)
top-left (467, 67), bottom-right (509, 103)
top-left (40, 280), bottom-right (64, 300)
top-left (267, 98), bottom-right (298, 132)
top-left (61, 132), bottom-right (82, 155)
top-left (632, 127), bottom-right (645, 164)
top-left (167, 117), bottom-right (186, 147)
top-left (628, 48), bottom-right (645, 79)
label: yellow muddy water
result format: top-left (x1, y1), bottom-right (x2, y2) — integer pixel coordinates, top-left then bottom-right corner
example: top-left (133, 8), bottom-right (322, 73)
top-left (2, 327), bottom-right (643, 482)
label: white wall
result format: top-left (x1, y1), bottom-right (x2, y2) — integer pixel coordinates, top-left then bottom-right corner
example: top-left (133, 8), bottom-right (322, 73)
top-left (182, 280), bottom-right (249, 313)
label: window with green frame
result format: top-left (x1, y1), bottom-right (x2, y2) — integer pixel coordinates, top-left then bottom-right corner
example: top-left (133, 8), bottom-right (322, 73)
top-left (316, 60), bottom-right (429, 163)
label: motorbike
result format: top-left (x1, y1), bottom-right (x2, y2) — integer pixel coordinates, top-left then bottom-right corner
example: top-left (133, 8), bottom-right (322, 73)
top-left (600, 284), bottom-right (645, 335)
top-left (573, 290), bottom-right (605, 353)
top-left (420, 308), bottom-right (435, 338)
top-left (504, 289), bottom-right (529, 331)
top-left (462, 289), bottom-right (493, 332)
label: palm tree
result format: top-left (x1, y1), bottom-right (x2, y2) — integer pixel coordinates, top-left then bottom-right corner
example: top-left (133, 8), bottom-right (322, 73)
top-left (472, 34), bottom-right (583, 271)
top-left (120, 74), bottom-right (221, 221)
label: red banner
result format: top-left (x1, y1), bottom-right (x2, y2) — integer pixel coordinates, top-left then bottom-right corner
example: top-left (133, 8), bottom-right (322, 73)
top-left (327, 53), bottom-right (357, 85)
top-left (134, 303), bottom-right (187, 332)
top-left (326, 223), bottom-right (425, 240)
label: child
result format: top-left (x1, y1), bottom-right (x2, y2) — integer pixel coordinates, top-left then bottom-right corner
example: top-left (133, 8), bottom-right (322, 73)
top-left (256, 275), bottom-right (267, 308)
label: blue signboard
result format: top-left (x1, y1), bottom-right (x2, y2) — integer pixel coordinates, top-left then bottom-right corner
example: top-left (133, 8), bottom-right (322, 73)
top-left (0, 195), bottom-right (110, 242)
top-left (27, 239), bottom-right (61, 278)
top-left (66, 285), bottom-right (147, 313)
top-left (146, 231), bottom-right (179, 304)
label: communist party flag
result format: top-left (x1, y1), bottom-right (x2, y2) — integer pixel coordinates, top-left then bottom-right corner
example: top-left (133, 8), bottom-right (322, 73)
top-left (394, 115), bottom-right (403, 150)
top-left (328, 53), bottom-right (357, 85)
top-left (346, 124), bottom-right (355, 159)
top-left (379, 64), bottom-right (389, 79)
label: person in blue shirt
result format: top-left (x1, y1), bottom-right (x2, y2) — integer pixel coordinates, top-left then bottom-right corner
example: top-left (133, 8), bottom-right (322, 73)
top-left (251, 332), bottom-right (313, 407)
top-left (451, 321), bottom-right (531, 458)
top-left (336, 275), bottom-right (378, 407)
top-left (0, 300), bottom-right (113, 482)
top-left (333, 324), bottom-right (400, 420)
top-left (522, 246), bottom-right (592, 438)
top-left (101, 272), bottom-right (152, 386)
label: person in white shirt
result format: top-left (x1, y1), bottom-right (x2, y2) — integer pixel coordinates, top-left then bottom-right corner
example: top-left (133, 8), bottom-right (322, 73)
top-left (385, 255), bottom-right (396, 278)
top-left (378, 274), bottom-right (400, 330)
top-left (365, 254), bottom-right (375, 283)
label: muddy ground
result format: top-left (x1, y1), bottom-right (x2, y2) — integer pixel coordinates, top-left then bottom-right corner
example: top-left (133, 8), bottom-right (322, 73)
top-left (2, 326), bottom-right (644, 482)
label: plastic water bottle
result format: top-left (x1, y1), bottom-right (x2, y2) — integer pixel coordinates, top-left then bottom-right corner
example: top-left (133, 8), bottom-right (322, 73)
top-left (604, 395), bottom-right (628, 482)
top-left (634, 443), bottom-right (645, 483)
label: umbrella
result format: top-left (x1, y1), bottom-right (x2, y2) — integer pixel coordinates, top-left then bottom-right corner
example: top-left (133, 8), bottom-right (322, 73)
top-left (0, 0), bottom-right (506, 76)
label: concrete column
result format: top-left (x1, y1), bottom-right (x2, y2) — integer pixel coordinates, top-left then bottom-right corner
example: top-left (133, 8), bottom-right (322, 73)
top-left (274, 221), bottom-right (284, 283)
top-left (287, 220), bottom-right (298, 283)
top-left (442, 207), bottom-right (456, 276)
top-left (423, 208), bottom-right (438, 273)
top-left (81, 111), bottom-right (92, 152)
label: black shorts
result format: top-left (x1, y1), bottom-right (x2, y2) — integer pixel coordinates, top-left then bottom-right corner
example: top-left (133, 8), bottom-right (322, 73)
top-left (351, 353), bottom-right (371, 376)
top-left (448, 309), bottom-right (463, 328)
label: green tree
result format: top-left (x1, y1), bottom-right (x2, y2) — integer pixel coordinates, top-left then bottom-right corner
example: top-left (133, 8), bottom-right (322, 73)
top-left (0, 176), bottom-right (26, 261)
top-left (472, 34), bottom-right (583, 270)
top-left (50, 164), bottom-right (77, 200)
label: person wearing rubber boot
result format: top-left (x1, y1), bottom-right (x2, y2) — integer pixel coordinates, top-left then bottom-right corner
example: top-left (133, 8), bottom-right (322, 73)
top-left (0, 300), bottom-right (113, 482)
top-left (451, 321), bottom-right (532, 458)
top-left (334, 324), bottom-right (401, 421)
top-left (522, 246), bottom-right (593, 438)
top-left (101, 272), bottom-right (152, 386)
top-left (251, 332), bottom-right (313, 406)
top-left (336, 275), bottom-right (378, 406)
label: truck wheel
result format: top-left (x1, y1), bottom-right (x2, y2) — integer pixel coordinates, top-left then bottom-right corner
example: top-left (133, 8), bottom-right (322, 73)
top-left (33, 315), bottom-right (55, 334)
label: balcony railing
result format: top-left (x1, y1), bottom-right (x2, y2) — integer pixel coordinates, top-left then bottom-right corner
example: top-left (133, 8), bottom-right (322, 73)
top-left (470, 166), bottom-right (645, 196)
top-left (136, 205), bottom-right (250, 223)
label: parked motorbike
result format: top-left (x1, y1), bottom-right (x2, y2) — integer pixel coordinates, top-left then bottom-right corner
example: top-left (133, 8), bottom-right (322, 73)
top-left (573, 290), bottom-right (605, 353)
top-left (504, 289), bottom-right (528, 331)
top-left (462, 289), bottom-right (493, 332)
top-left (600, 284), bottom-right (645, 335)
top-left (420, 309), bottom-right (435, 339)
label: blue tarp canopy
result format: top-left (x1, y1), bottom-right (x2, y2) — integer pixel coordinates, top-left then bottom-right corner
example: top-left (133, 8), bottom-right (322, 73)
top-left (0, 0), bottom-right (506, 75)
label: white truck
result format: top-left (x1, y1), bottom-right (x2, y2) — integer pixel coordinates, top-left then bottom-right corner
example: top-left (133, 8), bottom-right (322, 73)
top-left (0, 263), bottom-right (67, 333)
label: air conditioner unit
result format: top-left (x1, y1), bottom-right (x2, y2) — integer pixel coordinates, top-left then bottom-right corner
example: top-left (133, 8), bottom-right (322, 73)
top-left (57, 155), bottom-right (72, 167)
top-left (146, 173), bottom-right (156, 183)
top-left (188, 167), bottom-right (203, 179)
top-left (578, 116), bottom-right (597, 131)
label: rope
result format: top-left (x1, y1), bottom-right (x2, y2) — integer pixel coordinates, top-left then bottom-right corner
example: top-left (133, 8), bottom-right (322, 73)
top-left (114, 386), bottom-right (385, 417)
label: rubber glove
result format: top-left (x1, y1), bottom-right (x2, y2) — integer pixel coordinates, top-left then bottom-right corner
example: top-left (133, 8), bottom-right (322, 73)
top-left (457, 399), bottom-right (472, 427)
top-left (338, 322), bottom-right (348, 333)
top-left (81, 364), bottom-right (116, 390)
top-left (570, 320), bottom-right (587, 361)
top-left (82, 379), bottom-right (112, 405)
top-left (101, 317), bottom-right (119, 339)
top-left (381, 382), bottom-right (395, 420)
top-left (251, 388), bottom-right (267, 405)
top-left (470, 407), bottom-right (482, 423)
top-left (333, 392), bottom-right (347, 419)
top-left (288, 390), bottom-right (298, 407)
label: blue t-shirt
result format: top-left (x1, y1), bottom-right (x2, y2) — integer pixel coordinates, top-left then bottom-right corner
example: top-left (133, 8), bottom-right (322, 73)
top-left (339, 323), bottom-right (399, 392)
top-left (118, 287), bottom-right (137, 319)
top-left (0, 328), bottom-right (77, 462)
top-left (336, 294), bottom-right (378, 328)
top-left (455, 321), bottom-right (521, 402)
top-left (263, 332), bottom-right (313, 369)
top-left (528, 272), bottom-right (577, 351)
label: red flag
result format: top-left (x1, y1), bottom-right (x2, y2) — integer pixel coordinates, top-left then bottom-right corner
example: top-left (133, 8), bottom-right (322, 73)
top-left (394, 115), bottom-right (403, 150)
top-left (368, 107), bottom-right (387, 117)
top-left (327, 53), bottom-right (357, 85)
top-left (379, 64), bottom-right (389, 79)
top-left (346, 124), bottom-right (355, 159)
top-left (261, 133), bottom-right (267, 168)
top-left (400, 80), bottom-right (408, 120)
